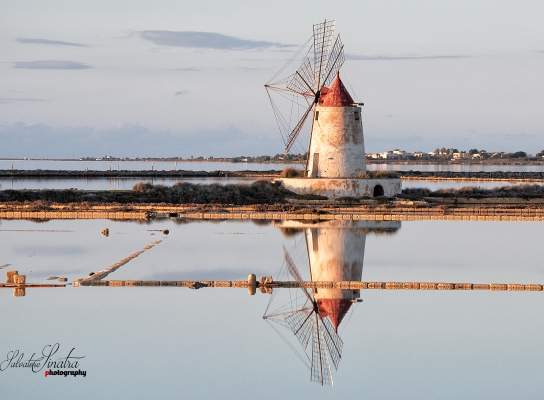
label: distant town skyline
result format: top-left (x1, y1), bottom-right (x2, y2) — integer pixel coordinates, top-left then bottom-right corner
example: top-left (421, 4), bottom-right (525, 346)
top-left (2, 0), bottom-right (544, 157)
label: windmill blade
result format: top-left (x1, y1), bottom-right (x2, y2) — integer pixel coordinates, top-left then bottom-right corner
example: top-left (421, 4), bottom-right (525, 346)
top-left (322, 35), bottom-right (345, 88)
top-left (285, 101), bottom-right (314, 153)
top-left (266, 84), bottom-right (313, 151)
top-left (265, 82), bottom-right (313, 98)
top-left (266, 35), bottom-right (313, 89)
top-left (310, 313), bottom-right (333, 385)
top-left (283, 246), bottom-right (306, 282)
top-left (263, 306), bottom-right (313, 322)
top-left (266, 36), bottom-right (315, 98)
top-left (265, 87), bottom-right (289, 148)
top-left (317, 314), bottom-right (343, 370)
top-left (313, 19), bottom-right (336, 89)
top-left (283, 247), bottom-right (315, 303)
top-left (286, 308), bottom-right (314, 351)
top-left (265, 319), bottom-right (311, 369)
top-left (287, 57), bottom-right (316, 95)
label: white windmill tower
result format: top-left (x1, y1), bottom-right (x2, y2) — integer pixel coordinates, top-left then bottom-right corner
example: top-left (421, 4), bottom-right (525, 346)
top-left (265, 20), bottom-right (401, 199)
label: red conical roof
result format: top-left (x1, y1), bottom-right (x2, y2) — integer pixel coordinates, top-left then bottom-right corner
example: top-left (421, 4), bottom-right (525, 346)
top-left (317, 298), bottom-right (353, 332)
top-left (318, 72), bottom-right (354, 107)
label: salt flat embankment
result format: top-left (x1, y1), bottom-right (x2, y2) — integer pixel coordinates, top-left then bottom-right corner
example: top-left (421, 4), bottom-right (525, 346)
top-left (1, 181), bottom-right (544, 221)
top-left (1, 199), bottom-right (544, 221)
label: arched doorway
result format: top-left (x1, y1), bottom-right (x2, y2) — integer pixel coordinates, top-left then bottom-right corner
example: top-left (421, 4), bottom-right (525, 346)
top-left (373, 184), bottom-right (384, 197)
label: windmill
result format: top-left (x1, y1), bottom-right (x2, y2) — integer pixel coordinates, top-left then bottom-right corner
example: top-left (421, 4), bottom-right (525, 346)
top-left (265, 19), bottom-right (347, 158)
top-left (263, 247), bottom-right (344, 386)
top-left (266, 20), bottom-right (401, 198)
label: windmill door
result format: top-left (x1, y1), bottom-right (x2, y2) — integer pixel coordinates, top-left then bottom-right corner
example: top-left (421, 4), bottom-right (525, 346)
top-left (311, 153), bottom-right (319, 177)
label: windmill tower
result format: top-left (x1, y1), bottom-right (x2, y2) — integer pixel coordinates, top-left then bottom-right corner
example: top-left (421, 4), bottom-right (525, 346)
top-left (305, 221), bottom-right (366, 331)
top-left (306, 72), bottom-right (366, 178)
top-left (265, 20), bottom-right (401, 198)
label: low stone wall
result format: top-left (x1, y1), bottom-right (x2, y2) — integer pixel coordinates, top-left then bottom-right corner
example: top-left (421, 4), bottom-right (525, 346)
top-left (75, 279), bottom-right (544, 292)
top-left (277, 177), bottom-right (401, 199)
top-left (1, 200), bottom-right (544, 221)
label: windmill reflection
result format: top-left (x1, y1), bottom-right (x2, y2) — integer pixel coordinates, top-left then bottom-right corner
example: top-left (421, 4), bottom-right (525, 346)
top-left (264, 220), bottom-right (400, 386)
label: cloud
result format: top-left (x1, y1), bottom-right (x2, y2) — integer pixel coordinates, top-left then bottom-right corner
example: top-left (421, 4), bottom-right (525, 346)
top-left (346, 53), bottom-right (471, 61)
top-left (172, 67), bottom-right (201, 72)
top-left (174, 90), bottom-right (189, 96)
top-left (13, 60), bottom-right (92, 70)
top-left (235, 66), bottom-right (267, 71)
top-left (0, 97), bottom-right (47, 104)
top-left (140, 30), bottom-right (292, 50)
top-left (16, 37), bottom-right (89, 47)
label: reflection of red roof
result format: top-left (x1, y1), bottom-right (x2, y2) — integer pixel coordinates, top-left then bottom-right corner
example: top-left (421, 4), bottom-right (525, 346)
top-left (317, 299), bottom-right (352, 332)
top-left (319, 73), bottom-right (354, 107)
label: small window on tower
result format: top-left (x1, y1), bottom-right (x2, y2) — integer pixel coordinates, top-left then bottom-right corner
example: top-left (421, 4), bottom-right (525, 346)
top-left (315, 111), bottom-right (319, 121)
top-left (354, 111), bottom-right (360, 120)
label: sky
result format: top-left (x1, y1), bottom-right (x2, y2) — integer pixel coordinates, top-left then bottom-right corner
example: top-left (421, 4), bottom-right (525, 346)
top-left (1, 0), bottom-right (544, 157)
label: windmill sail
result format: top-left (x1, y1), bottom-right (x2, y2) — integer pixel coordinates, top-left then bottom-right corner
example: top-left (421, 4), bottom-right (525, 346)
top-left (287, 57), bottom-right (316, 96)
top-left (322, 36), bottom-right (345, 87)
top-left (313, 19), bottom-right (336, 88)
top-left (285, 101), bottom-right (314, 153)
top-left (311, 315), bottom-right (333, 386)
top-left (263, 248), bottom-right (344, 386)
top-left (286, 308), bottom-right (314, 350)
top-left (265, 19), bottom-right (346, 154)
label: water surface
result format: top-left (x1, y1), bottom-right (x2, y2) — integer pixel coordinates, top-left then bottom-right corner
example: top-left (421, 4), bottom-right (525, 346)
top-left (1, 219), bottom-right (543, 399)
top-left (0, 177), bottom-right (536, 191)
top-left (2, 159), bottom-right (543, 172)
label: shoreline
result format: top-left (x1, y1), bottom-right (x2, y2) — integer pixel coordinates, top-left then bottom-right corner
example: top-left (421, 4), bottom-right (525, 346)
top-left (1, 157), bottom-right (544, 165)
top-left (1, 200), bottom-right (544, 221)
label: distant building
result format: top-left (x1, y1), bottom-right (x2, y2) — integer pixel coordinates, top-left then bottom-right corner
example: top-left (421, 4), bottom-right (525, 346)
top-left (452, 152), bottom-right (468, 160)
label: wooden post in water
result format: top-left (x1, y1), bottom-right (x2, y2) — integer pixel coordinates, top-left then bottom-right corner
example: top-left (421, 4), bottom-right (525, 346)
top-left (14, 275), bottom-right (26, 285)
top-left (247, 274), bottom-right (257, 296)
top-left (6, 270), bottom-right (18, 284)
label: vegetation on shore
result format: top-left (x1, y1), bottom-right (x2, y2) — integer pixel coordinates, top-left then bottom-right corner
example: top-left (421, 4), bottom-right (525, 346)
top-left (3, 169), bottom-right (544, 181)
top-left (400, 185), bottom-right (544, 199)
top-left (0, 181), bottom-right (318, 205)
top-left (399, 171), bottom-right (544, 180)
top-left (1, 182), bottom-right (544, 205)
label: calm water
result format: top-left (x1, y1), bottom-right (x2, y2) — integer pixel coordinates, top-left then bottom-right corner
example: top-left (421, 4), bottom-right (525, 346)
top-left (0, 177), bottom-right (537, 191)
top-left (0, 178), bottom-right (527, 190)
top-left (1, 218), bottom-right (543, 399)
top-left (0, 177), bottom-right (258, 190)
top-left (0, 159), bottom-right (294, 172)
top-left (400, 179), bottom-right (533, 191)
top-left (2, 159), bottom-right (544, 172)
top-left (2, 159), bottom-right (542, 191)
top-left (1, 159), bottom-right (542, 191)
top-left (371, 162), bottom-right (544, 172)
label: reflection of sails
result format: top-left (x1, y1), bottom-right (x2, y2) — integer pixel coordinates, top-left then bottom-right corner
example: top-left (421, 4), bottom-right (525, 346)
top-left (283, 249), bottom-right (342, 386)
top-left (264, 220), bottom-right (400, 386)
